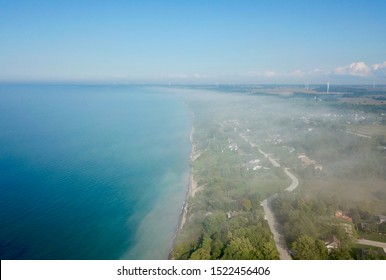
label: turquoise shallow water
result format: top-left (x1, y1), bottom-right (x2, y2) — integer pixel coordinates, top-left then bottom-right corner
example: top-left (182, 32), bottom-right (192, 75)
top-left (0, 84), bottom-right (191, 259)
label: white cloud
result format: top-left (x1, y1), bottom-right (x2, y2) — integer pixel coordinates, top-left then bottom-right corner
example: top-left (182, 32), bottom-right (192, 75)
top-left (290, 70), bottom-right (304, 77)
top-left (372, 61), bottom-right (386, 76)
top-left (162, 73), bottom-right (188, 79)
top-left (243, 70), bottom-right (275, 77)
top-left (308, 68), bottom-right (328, 75)
top-left (333, 61), bottom-right (386, 79)
top-left (334, 61), bottom-right (372, 77)
top-left (263, 70), bottom-right (277, 77)
top-left (245, 70), bottom-right (304, 78)
top-left (372, 61), bottom-right (386, 70)
top-left (159, 72), bottom-right (208, 81)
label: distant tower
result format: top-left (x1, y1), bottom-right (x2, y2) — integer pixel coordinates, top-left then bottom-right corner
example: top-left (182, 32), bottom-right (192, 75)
top-left (304, 82), bottom-right (309, 93)
top-left (327, 82), bottom-right (330, 94)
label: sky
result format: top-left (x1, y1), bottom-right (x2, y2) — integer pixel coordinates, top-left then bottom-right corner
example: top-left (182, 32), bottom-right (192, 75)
top-left (0, 0), bottom-right (386, 84)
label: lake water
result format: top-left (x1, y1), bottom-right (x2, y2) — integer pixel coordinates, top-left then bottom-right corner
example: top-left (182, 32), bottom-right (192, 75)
top-left (0, 84), bottom-right (191, 259)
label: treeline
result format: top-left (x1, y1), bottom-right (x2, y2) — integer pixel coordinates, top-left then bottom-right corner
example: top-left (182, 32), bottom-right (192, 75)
top-left (272, 192), bottom-right (353, 259)
top-left (173, 210), bottom-right (279, 260)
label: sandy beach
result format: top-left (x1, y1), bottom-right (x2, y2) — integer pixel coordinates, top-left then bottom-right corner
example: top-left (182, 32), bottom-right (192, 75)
top-left (169, 126), bottom-right (201, 259)
top-left (178, 127), bottom-right (201, 231)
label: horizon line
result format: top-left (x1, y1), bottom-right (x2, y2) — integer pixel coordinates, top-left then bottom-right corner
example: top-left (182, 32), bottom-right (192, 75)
top-left (1, 80), bottom-right (386, 87)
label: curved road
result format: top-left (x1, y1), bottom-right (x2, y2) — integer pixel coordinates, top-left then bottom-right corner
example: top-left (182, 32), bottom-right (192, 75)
top-left (240, 136), bottom-right (299, 260)
top-left (258, 150), bottom-right (299, 260)
top-left (284, 168), bottom-right (299, 192)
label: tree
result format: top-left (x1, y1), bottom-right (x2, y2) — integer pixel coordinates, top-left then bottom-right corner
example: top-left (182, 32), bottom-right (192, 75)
top-left (292, 235), bottom-right (327, 260)
top-left (239, 198), bottom-right (252, 211)
top-left (328, 248), bottom-right (353, 260)
top-left (190, 248), bottom-right (210, 260)
top-left (222, 237), bottom-right (255, 260)
top-left (260, 242), bottom-right (280, 260)
top-left (379, 222), bottom-right (386, 234)
top-left (203, 212), bottom-right (227, 236)
top-left (210, 237), bottom-right (224, 259)
top-left (190, 235), bottom-right (211, 260)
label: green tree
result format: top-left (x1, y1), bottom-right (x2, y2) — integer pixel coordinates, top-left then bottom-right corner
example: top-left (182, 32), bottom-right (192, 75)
top-left (190, 235), bottom-right (211, 260)
top-left (328, 248), bottom-right (353, 260)
top-left (292, 235), bottom-right (328, 260)
top-left (190, 248), bottom-right (210, 260)
top-left (239, 198), bottom-right (252, 211)
top-left (210, 237), bottom-right (224, 259)
top-left (222, 237), bottom-right (255, 260)
top-left (203, 212), bottom-right (227, 236)
top-left (260, 242), bottom-right (280, 260)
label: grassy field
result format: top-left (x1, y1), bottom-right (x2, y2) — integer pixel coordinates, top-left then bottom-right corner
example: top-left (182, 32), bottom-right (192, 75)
top-left (358, 231), bottom-right (386, 243)
top-left (338, 97), bottom-right (386, 105)
top-left (347, 124), bottom-right (386, 138)
top-left (301, 179), bottom-right (386, 214)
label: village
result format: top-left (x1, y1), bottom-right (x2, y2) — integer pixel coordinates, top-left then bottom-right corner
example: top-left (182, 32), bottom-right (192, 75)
top-left (173, 85), bottom-right (386, 260)
top-left (213, 98), bottom-right (386, 259)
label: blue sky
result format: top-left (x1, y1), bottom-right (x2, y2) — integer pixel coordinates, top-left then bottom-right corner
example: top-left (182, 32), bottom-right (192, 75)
top-left (1, 0), bottom-right (385, 83)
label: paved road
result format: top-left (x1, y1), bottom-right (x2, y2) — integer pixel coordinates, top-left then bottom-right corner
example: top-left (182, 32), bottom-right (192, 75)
top-left (355, 239), bottom-right (386, 249)
top-left (257, 147), bottom-right (280, 167)
top-left (257, 148), bottom-right (299, 260)
top-left (240, 137), bottom-right (299, 259)
top-left (346, 130), bottom-right (372, 139)
top-left (262, 198), bottom-right (292, 260)
top-left (284, 168), bottom-right (299, 192)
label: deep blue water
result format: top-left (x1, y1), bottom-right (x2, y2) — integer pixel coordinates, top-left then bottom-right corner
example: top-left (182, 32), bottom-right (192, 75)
top-left (0, 84), bottom-right (191, 259)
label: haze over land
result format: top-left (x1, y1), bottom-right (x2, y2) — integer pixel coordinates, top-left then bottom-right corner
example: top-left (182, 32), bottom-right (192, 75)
top-left (171, 84), bottom-right (386, 260)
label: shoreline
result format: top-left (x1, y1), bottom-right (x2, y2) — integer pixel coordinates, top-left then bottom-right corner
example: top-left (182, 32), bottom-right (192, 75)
top-left (168, 125), bottom-right (198, 259)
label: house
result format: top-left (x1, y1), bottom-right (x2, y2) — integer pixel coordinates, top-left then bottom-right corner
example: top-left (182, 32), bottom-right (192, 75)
top-left (335, 210), bottom-right (343, 217)
top-left (298, 154), bottom-right (323, 171)
top-left (300, 156), bottom-right (315, 166)
top-left (360, 222), bottom-right (372, 232)
top-left (245, 162), bottom-right (256, 171)
top-left (228, 143), bottom-right (238, 151)
top-left (314, 164), bottom-right (323, 171)
top-left (226, 210), bottom-right (238, 219)
top-left (245, 159), bottom-right (262, 171)
top-left (325, 235), bottom-right (340, 251)
top-left (378, 215), bottom-right (386, 224)
top-left (343, 214), bottom-right (353, 223)
top-left (253, 165), bottom-right (262, 171)
top-left (335, 210), bottom-right (353, 222)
